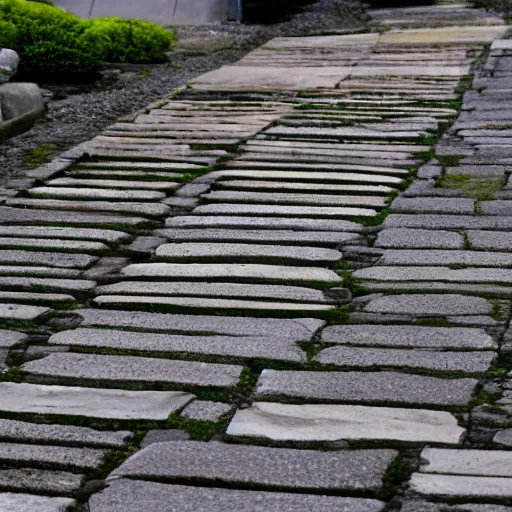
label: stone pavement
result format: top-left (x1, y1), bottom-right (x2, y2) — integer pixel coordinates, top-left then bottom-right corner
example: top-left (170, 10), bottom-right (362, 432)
top-left (1, 1), bottom-right (512, 511)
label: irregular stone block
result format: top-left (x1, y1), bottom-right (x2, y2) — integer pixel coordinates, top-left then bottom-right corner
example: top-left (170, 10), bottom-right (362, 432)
top-left (0, 493), bottom-right (73, 512)
top-left (181, 401), bottom-right (233, 422)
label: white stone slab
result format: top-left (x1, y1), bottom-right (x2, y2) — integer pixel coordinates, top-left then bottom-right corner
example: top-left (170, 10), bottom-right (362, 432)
top-left (227, 402), bottom-right (464, 444)
top-left (0, 304), bottom-right (50, 321)
top-left (0, 493), bottom-right (74, 512)
top-left (0, 382), bottom-right (194, 420)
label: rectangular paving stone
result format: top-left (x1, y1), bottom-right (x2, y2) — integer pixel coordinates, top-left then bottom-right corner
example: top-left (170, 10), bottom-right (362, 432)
top-left (22, 353), bottom-right (243, 389)
top-left (420, 448), bottom-right (512, 477)
top-left (0, 493), bottom-right (74, 512)
top-left (0, 277), bottom-right (96, 293)
top-left (320, 325), bottom-right (496, 349)
top-left (0, 304), bottom-right (50, 321)
top-left (410, 473), bottom-right (512, 500)
top-left (375, 228), bottom-right (464, 249)
top-left (0, 382), bottom-right (194, 420)
top-left (480, 200), bottom-right (512, 215)
top-left (385, 214), bottom-right (512, 230)
top-left (0, 330), bottom-right (27, 348)
top-left (96, 282), bottom-right (331, 303)
top-left (112, 440), bottom-right (397, 492)
top-left (0, 419), bottom-right (131, 448)
top-left (47, 178), bottom-right (179, 191)
top-left (89, 479), bottom-right (386, 512)
top-left (154, 243), bottom-right (342, 264)
top-left (194, 203), bottom-right (377, 218)
top-left (49, 328), bottom-right (305, 363)
top-left (0, 227), bottom-right (129, 243)
top-left (401, 502), bottom-right (512, 512)
top-left (363, 294), bottom-right (492, 316)
top-left (0, 238), bottom-right (109, 254)
top-left (75, 309), bottom-right (324, 338)
top-left (264, 126), bottom-right (425, 139)
top-left (121, 263), bottom-right (343, 284)
top-left (0, 292), bottom-right (75, 306)
top-left (0, 468), bottom-right (84, 495)
top-left (29, 186), bottom-right (166, 201)
top-left (166, 216), bottom-right (364, 232)
top-left (380, 26), bottom-right (508, 44)
top-left (315, 346), bottom-right (495, 373)
top-left (255, 370), bottom-right (477, 407)
top-left (0, 442), bottom-right (106, 470)
top-left (227, 402), bottom-right (465, 444)
top-left (356, 267), bottom-right (512, 284)
top-left (379, 249), bottom-right (512, 267)
top-left (391, 197), bottom-right (475, 214)
top-left (0, 250), bottom-right (97, 269)
top-left (156, 228), bottom-right (360, 246)
top-left (0, 266), bottom-right (80, 278)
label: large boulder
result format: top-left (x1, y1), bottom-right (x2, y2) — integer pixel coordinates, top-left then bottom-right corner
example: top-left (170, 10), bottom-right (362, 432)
top-left (0, 49), bottom-right (20, 84)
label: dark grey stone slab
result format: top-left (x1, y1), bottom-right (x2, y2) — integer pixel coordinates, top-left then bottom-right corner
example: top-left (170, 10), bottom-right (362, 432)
top-left (0, 419), bottom-right (131, 448)
top-left (391, 198), bottom-right (475, 214)
top-left (112, 440), bottom-right (397, 492)
top-left (0, 468), bottom-right (84, 495)
top-left (384, 214), bottom-right (512, 230)
top-left (321, 325), bottom-right (496, 349)
top-left (75, 309), bottom-right (324, 338)
top-left (89, 479), bottom-right (386, 512)
top-left (364, 294), bottom-right (492, 316)
top-left (375, 229), bottom-right (464, 249)
top-left (0, 442), bottom-right (106, 470)
top-left (0, 382), bottom-right (194, 420)
top-left (315, 346), bottom-right (495, 373)
top-left (22, 353), bottom-right (243, 388)
top-left (49, 329), bottom-right (305, 363)
top-left (0, 250), bottom-right (97, 269)
top-left (255, 370), bottom-right (477, 407)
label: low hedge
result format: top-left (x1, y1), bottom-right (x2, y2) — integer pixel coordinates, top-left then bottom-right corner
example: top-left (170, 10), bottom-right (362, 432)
top-left (0, 0), bottom-right (176, 77)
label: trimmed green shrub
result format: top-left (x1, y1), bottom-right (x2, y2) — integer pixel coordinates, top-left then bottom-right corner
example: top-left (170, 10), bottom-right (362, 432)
top-left (0, 0), bottom-right (176, 77)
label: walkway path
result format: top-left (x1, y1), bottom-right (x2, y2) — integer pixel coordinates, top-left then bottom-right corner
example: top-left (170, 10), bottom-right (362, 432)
top-left (0, 2), bottom-right (511, 511)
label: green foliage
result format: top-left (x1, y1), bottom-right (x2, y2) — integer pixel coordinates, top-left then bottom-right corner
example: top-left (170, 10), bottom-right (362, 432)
top-left (0, 0), bottom-right (176, 77)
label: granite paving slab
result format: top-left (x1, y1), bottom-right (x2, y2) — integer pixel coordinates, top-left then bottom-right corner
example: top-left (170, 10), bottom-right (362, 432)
top-left (0, 468), bottom-right (84, 495)
top-left (390, 198), bottom-right (475, 214)
top-left (0, 493), bottom-right (74, 512)
top-left (28, 187), bottom-right (166, 201)
top-left (154, 243), bottom-right (342, 264)
top-left (379, 26), bottom-right (507, 44)
top-left (0, 250), bottom-right (97, 269)
top-left (384, 214), bottom-right (512, 230)
top-left (46, 178), bottom-right (180, 191)
top-left (0, 238), bottom-right (109, 254)
top-left (0, 329), bottom-right (27, 348)
top-left (111, 440), bottom-right (397, 492)
top-left (0, 304), bottom-right (50, 321)
top-left (22, 353), bottom-right (243, 388)
top-left (0, 227), bottom-right (129, 243)
top-left (75, 309), bottom-right (324, 338)
top-left (181, 401), bottom-right (233, 422)
top-left (375, 228), bottom-right (465, 249)
top-left (320, 325), bottom-right (496, 349)
top-left (315, 346), bottom-right (495, 373)
top-left (0, 419), bottom-right (131, 447)
top-left (401, 502), bottom-right (512, 512)
top-left (49, 328), bottom-right (305, 363)
top-left (121, 263), bottom-right (343, 284)
top-left (0, 292), bottom-right (76, 306)
top-left (363, 294), bottom-right (492, 316)
top-left (88, 479), bottom-right (386, 512)
top-left (0, 277), bottom-right (95, 293)
top-left (227, 402), bottom-right (465, 444)
top-left (0, 382), bottom-right (194, 420)
top-left (254, 370), bottom-right (477, 407)
top-left (0, 267), bottom-right (80, 278)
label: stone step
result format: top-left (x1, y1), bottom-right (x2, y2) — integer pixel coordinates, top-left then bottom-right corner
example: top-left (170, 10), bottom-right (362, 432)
top-left (0, 493), bottom-right (74, 512)
top-left (315, 346), bottom-right (495, 373)
top-left (320, 324), bottom-right (496, 349)
top-left (121, 263), bottom-right (343, 284)
top-left (0, 468), bottom-right (83, 496)
top-left (0, 304), bottom-right (51, 322)
top-left (75, 309), bottom-right (324, 339)
top-left (97, 282), bottom-right (332, 303)
top-left (22, 353), bottom-right (243, 389)
top-left (6, 199), bottom-right (170, 218)
top-left (165, 216), bottom-right (363, 232)
top-left (67, 169), bottom-right (183, 180)
top-left (0, 418), bottom-right (131, 448)
top-left (202, 191), bottom-right (387, 208)
top-left (154, 243), bottom-right (342, 264)
top-left (0, 277), bottom-right (96, 294)
top-left (156, 228), bottom-right (361, 246)
top-left (94, 296), bottom-right (332, 316)
top-left (0, 329), bottom-right (27, 348)
top-left (89, 479), bottom-right (386, 512)
top-left (77, 161), bottom-right (205, 171)
top-left (203, 169), bottom-right (405, 185)
top-left (49, 328), bottom-right (305, 363)
top-left (255, 370), bottom-right (477, 408)
top-left (375, 228), bottom-right (465, 249)
top-left (111, 440), bottom-right (397, 493)
top-left (0, 227), bottom-right (129, 244)
top-left (0, 237), bottom-right (110, 254)
top-left (385, 214), bottom-right (512, 230)
top-left (28, 187), bottom-right (166, 202)
top-left (0, 292), bottom-right (76, 306)
top-left (0, 382), bottom-right (193, 420)
top-left (0, 442), bottom-right (106, 470)
top-left (467, 230), bottom-right (512, 251)
top-left (264, 126), bottom-right (426, 139)
top-left (391, 197), bottom-right (475, 214)
top-left (46, 178), bottom-right (180, 191)
top-left (0, 266), bottom-right (80, 278)
top-left (215, 180), bottom-right (396, 195)
top-left (227, 402), bottom-right (464, 445)
top-left (193, 203), bottom-right (378, 218)
top-left (0, 250), bottom-right (97, 269)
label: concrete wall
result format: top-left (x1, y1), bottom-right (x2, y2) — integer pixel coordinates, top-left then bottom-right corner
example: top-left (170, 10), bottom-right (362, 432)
top-left (54, 0), bottom-right (235, 24)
